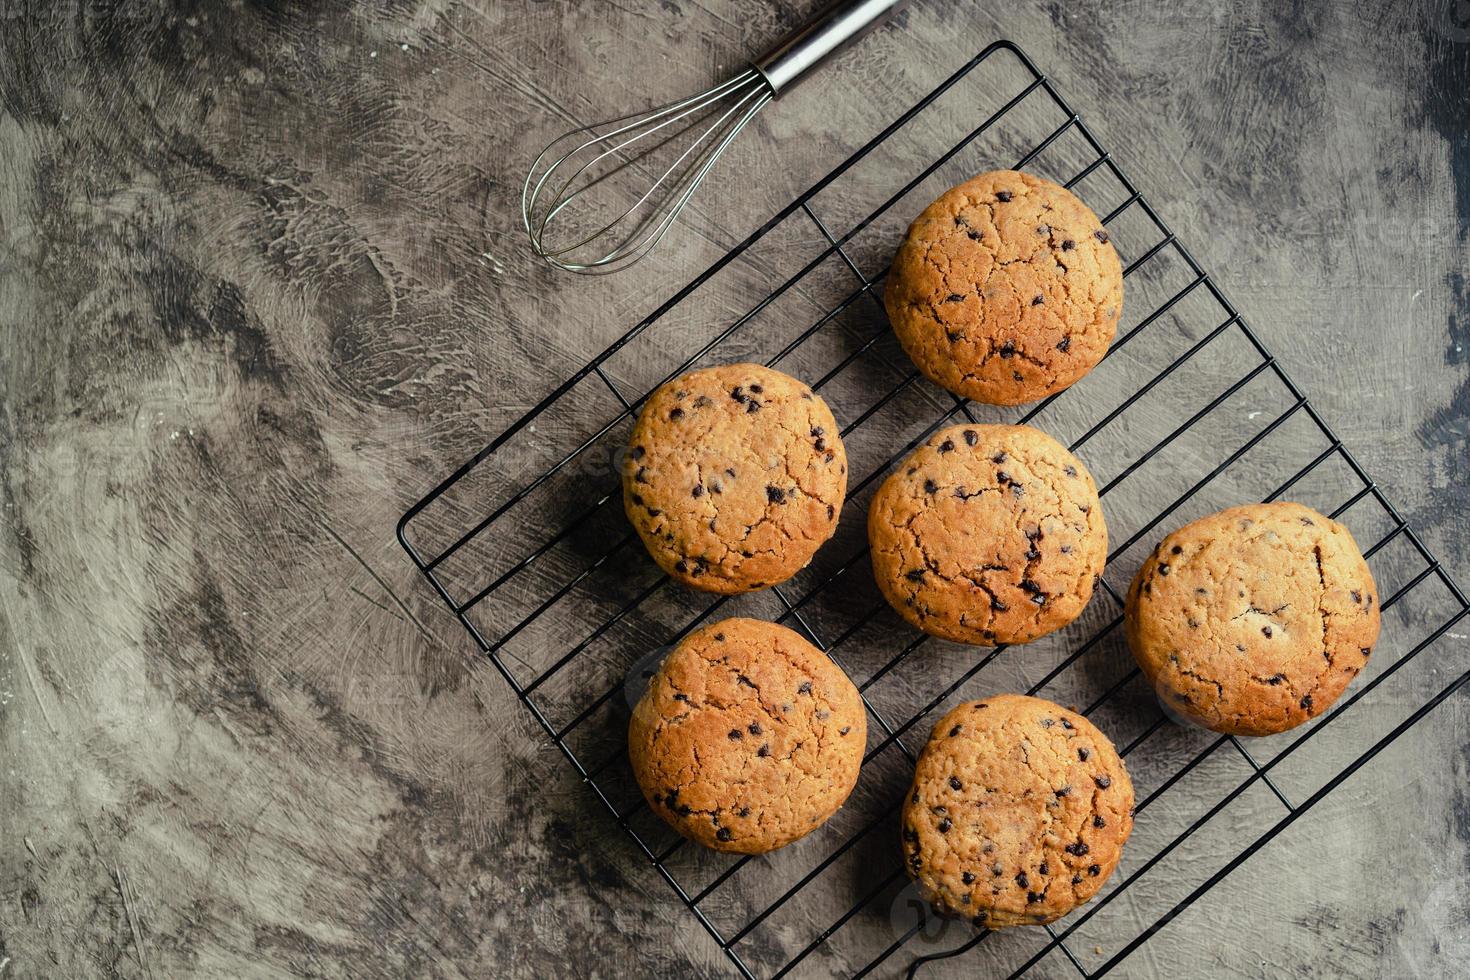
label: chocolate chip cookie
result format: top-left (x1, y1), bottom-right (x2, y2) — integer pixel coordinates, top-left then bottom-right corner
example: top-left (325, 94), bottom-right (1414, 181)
top-left (868, 424), bottom-right (1107, 646)
top-left (628, 617), bottom-right (867, 854)
top-left (623, 363), bottom-right (847, 594)
top-left (1125, 502), bottom-right (1380, 736)
top-left (902, 694), bottom-right (1134, 928)
top-left (884, 170), bottom-right (1123, 405)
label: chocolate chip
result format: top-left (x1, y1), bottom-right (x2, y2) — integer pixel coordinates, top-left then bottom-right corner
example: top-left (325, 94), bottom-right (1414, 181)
top-left (738, 806), bottom-right (750, 817)
top-left (950, 776), bottom-right (963, 791)
top-left (730, 386), bottom-right (745, 402)
top-left (1055, 786), bottom-right (1071, 798)
top-left (1300, 694), bottom-right (1313, 711)
top-left (766, 485), bottom-right (785, 504)
top-left (1095, 775), bottom-right (1111, 789)
top-left (1056, 336), bottom-right (1071, 352)
top-left (1027, 891), bottom-right (1044, 903)
top-left (839, 726), bottom-right (851, 735)
top-left (1065, 841), bottom-right (1090, 856)
top-left (1094, 815), bottom-right (1106, 828)
top-left (949, 725), bottom-right (963, 737)
top-left (647, 508), bottom-right (661, 517)
top-left (692, 484), bottom-right (704, 498)
top-left (992, 862), bottom-right (1004, 876)
top-left (1014, 871), bottom-right (1029, 888)
top-left (716, 827), bottom-right (733, 842)
top-left (693, 395), bottom-right (712, 408)
top-left (1088, 864), bottom-right (1101, 877)
top-left (1037, 223), bottom-right (1051, 235)
top-left (937, 818), bottom-right (952, 833)
top-left (906, 569), bottom-right (926, 582)
top-left (813, 437), bottom-right (826, 452)
top-left (1072, 873), bottom-right (1083, 884)
top-left (1064, 465), bottom-right (1078, 478)
top-left (1158, 564), bottom-right (1170, 576)
top-left (939, 439), bottom-right (955, 453)
top-left (748, 383), bottom-right (763, 394)
top-left (972, 912), bottom-right (989, 926)
top-left (1352, 590), bottom-right (1363, 603)
top-left (996, 190), bottom-right (1013, 202)
top-left (798, 681), bottom-right (812, 695)
top-left (1078, 748), bottom-right (1090, 761)
top-left (1039, 861), bottom-right (1050, 875)
top-left (757, 744), bottom-right (770, 757)
top-left (748, 723), bottom-right (762, 736)
top-left (634, 467), bottom-right (648, 483)
top-left (991, 596), bottom-right (1009, 612)
top-left (1041, 717), bottom-right (1055, 728)
top-left (669, 408), bottom-right (684, 421)
top-left (630, 446), bottom-right (645, 460)
top-left (728, 729), bottom-right (742, 740)
top-left (677, 804), bottom-right (693, 816)
top-left (1262, 626), bottom-right (1273, 638)
top-left (746, 400), bottom-right (760, 413)
top-left (924, 478), bottom-right (938, 493)
top-left (903, 827), bottom-right (918, 843)
top-left (945, 292), bottom-right (965, 303)
top-left (962, 871), bottom-right (976, 884)
top-left (999, 340), bottom-right (1016, 358)
top-left (673, 693), bottom-right (689, 702)
top-left (1032, 294), bottom-right (1045, 306)
top-left (1095, 229), bottom-right (1110, 243)
top-left (815, 709), bottom-right (830, 720)
top-left (1061, 239), bottom-right (1075, 251)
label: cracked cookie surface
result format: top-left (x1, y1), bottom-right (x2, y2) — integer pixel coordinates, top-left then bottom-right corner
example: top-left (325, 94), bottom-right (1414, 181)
top-left (884, 169), bottom-right (1123, 406)
top-left (1125, 502), bottom-right (1380, 736)
top-left (902, 694), bottom-right (1134, 928)
top-left (868, 424), bottom-right (1106, 646)
top-left (623, 363), bottom-right (847, 594)
top-left (628, 617), bottom-right (867, 854)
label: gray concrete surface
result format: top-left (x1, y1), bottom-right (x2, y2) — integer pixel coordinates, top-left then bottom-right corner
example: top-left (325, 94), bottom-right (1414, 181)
top-left (1, 1), bottom-right (1467, 977)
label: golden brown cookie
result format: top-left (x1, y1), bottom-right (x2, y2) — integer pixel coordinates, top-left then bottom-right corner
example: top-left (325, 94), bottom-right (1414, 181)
top-left (868, 424), bottom-right (1106, 646)
top-left (623, 363), bottom-right (847, 594)
top-left (1124, 502), bottom-right (1380, 736)
top-left (628, 617), bottom-right (867, 854)
top-left (902, 694), bottom-right (1134, 928)
top-left (884, 170), bottom-right (1123, 405)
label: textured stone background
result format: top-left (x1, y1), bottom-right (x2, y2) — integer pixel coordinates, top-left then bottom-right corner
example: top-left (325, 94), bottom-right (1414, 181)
top-left (1, 1), bottom-right (1467, 977)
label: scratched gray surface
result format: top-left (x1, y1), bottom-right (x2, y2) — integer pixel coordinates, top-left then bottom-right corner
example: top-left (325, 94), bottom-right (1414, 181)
top-left (1, 1), bottom-right (1468, 977)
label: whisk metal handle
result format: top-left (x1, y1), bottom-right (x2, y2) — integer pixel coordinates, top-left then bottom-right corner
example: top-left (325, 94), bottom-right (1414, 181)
top-left (752, 0), bottom-right (906, 95)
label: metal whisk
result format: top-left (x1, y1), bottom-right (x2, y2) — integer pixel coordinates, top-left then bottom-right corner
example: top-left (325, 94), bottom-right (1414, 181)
top-left (522, 0), bottom-right (904, 275)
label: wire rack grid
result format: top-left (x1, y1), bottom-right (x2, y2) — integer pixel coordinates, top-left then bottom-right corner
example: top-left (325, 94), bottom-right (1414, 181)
top-left (397, 41), bottom-right (1470, 980)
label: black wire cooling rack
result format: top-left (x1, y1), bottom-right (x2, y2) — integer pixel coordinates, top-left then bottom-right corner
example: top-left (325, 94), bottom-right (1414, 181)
top-left (398, 41), bottom-right (1470, 979)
